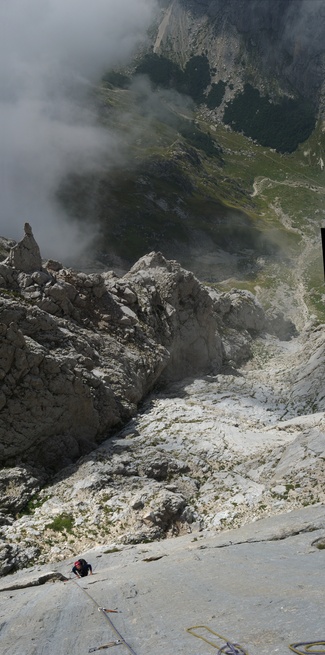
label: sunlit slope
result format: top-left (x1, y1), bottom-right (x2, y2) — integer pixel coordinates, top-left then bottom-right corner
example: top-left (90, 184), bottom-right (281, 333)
top-left (59, 83), bottom-right (325, 323)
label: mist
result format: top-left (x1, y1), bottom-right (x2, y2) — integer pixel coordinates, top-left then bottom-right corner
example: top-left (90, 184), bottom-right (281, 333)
top-left (0, 0), bottom-right (157, 260)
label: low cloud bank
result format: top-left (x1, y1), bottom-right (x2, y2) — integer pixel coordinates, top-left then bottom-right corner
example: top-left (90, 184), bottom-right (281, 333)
top-left (0, 0), bottom-right (157, 260)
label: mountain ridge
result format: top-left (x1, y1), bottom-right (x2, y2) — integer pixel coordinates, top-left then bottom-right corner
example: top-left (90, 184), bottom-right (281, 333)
top-left (153, 0), bottom-right (325, 112)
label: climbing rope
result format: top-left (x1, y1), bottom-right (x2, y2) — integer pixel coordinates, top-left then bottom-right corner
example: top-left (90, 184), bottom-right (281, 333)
top-left (187, 625), bottom-right (249, 655)
top-left (187, 625), bottom-right (325, 655)
top-left (71, 579), bottom-right (139, 655)
top-left (289, 642), bottom-right (325, 655)
top-left (71, 576), bottom-right (323, 654)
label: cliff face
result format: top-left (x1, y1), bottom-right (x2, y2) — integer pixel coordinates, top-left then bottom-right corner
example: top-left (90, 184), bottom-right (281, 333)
top-left (0, 225), bottom-right (269, 477)
top-left (2, 227), bottom-right (325, 578)
top-left (155, 0), bottom-right (325, 110)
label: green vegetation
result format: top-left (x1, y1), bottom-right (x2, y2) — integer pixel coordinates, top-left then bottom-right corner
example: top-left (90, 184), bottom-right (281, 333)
top-left (223, 84), bottom-right (316, 153)
top-left (45, 513), bottom-right (74, 534)
top-left (102, 71), bottom-right (131, 89)
top-left (18, 495), bottom-right (49, 517)
top-left (183, 55), bottom-right (211, 102)
top-left (206, 81), bottom-right (226, 109)
top-left (104, 546), bottom-right (120, 553)
top-left (134, 53), bottom-right (184, 90)
top-left (0, 289), bottom-right (23, 299)
top-left (178, 121), bottom-right (221, 158)
top-left (134, 53), bottom-right (211, 103)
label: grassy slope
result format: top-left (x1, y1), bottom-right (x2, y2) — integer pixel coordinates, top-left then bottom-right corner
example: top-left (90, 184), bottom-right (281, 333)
top-left (60, 83), bottom-right (325, 325)
top-left (202, 116), bottom-right (325, 322)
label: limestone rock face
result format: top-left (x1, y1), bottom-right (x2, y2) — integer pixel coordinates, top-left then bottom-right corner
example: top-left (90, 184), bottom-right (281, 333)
top-left (0, 228), bottom-right (272, 477)
top-left (1, 506), bottom-right (325, 655)
top-left (4, 228), bottom-right (325, 579)
top-left (125, 252), bottom-right (222, 380)
top-left (208, 287), bottom-right (283, 365)
top-left (157, 0), bottom-right (325, 109)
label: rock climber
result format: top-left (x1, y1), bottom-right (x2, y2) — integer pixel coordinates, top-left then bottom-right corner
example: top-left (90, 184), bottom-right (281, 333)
top-left (72, 558), bottom-right (93, 578)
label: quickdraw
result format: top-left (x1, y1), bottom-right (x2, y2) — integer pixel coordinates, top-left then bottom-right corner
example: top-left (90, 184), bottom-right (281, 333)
top-left (98, 607), bottom-right (121, 614)
top-left (89, 641), bottom-right (122, 652)
top-left (71, 580), bottom-right (138, 655)
top-left (187, 625), bottom-right (249, 655)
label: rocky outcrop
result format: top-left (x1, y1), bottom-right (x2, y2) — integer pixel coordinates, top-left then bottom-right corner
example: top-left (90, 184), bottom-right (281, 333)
top-left (0, 226), bottom-right (303, 575)
top-left (5, 222), bottom-right (42, 272)
top-left (209, 287), bottom-right (267, 365)
top-left (0, 227), bottom-right (277, 478)
top-left (124, 251), bottom-right (222, 379)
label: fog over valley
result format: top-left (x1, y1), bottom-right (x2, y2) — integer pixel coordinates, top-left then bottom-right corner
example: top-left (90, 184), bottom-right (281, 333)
top-left (0, 0), bottom-right (157, 259)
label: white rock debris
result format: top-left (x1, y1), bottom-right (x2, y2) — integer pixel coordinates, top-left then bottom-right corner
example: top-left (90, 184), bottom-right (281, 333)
top-left (0, 226), bottom-right (323, 576)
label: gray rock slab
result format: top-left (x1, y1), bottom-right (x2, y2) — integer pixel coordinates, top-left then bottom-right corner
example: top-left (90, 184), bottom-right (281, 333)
top-left (0, 571), bottom-right (68, 592)
top-left (1, 506), bottom-right (324, 655)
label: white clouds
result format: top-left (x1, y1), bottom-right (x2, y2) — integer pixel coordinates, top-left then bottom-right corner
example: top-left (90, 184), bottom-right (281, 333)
top-left (1, 0), bottom-right (156, 83)
top-left (0, 0), bottom-right (157, 259)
